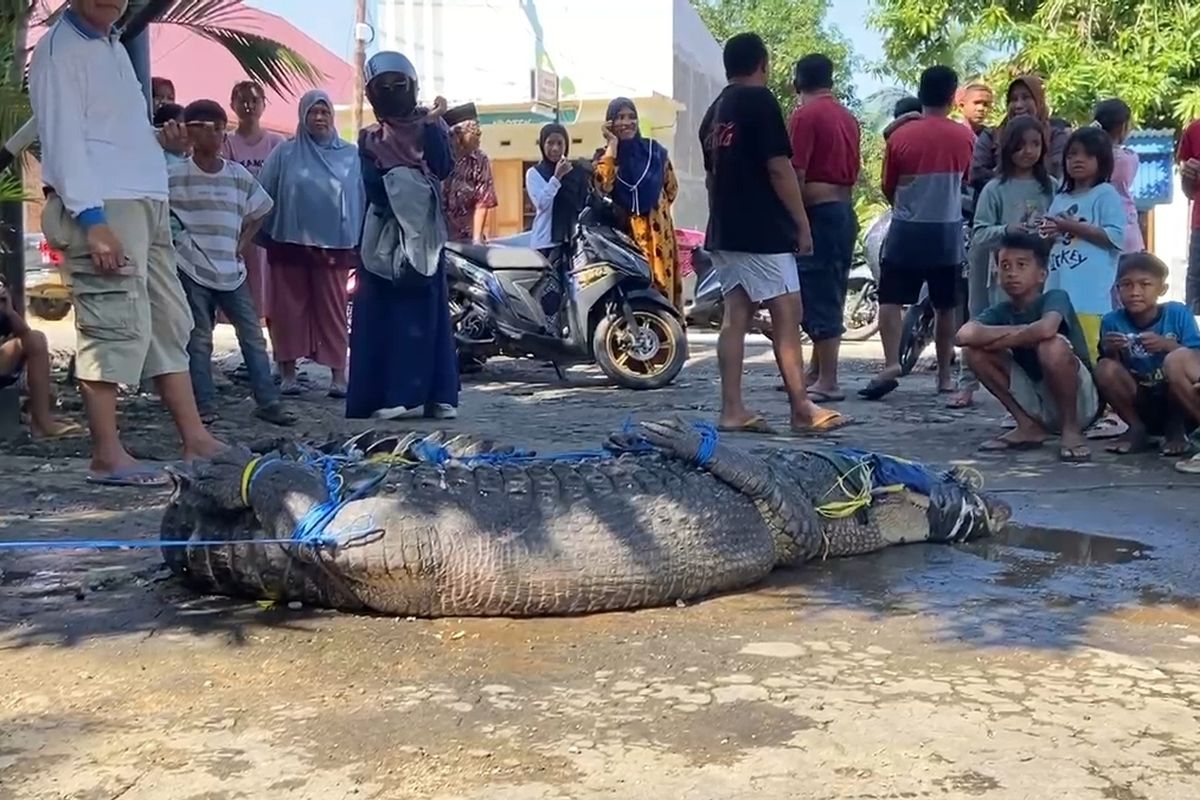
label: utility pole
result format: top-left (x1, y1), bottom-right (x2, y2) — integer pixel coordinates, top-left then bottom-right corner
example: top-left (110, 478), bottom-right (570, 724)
top-left (351, 0), bottom-right (369, 133)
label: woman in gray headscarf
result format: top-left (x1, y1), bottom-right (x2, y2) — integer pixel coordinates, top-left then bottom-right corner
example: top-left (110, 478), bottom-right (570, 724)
top-left (257, 90), bottom-right (365, 398)
top-left (346, 51), bottom-right (459, 421)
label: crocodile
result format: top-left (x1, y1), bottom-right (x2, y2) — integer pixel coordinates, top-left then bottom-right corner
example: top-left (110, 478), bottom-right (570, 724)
top-left (161, 419), bottom-right (1011, 616)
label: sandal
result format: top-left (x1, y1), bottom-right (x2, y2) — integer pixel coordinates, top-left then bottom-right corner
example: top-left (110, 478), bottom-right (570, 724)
top-left (1161, 440), bottom-right (1194, 458)
top-left (858, 377), bottom-right (899, 401)
top-left (717, 415), bottom-right (777, 435)
top-left (806, 389), bottom-right (846, 403)
top-left (254, 403), bottom-right (298, 427)
top-left (280, 380), bottom-right (303, 396)
top-left (1059, 444), bottom-right (1092, 463)
top-left (978, 437), bottom-right (1045, 452)
top-left (1106, 435), bottom-right (1151, 455)
top-left (792, 411), bottom-right (853, 435)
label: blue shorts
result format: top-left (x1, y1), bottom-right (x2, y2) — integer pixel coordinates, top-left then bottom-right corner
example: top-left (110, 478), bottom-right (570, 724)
top-left (797, 201), bottom-right (857, 341)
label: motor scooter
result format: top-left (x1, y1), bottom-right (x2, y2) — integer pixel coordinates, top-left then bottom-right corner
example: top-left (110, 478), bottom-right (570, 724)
top-left (444, 197), bottom-right (687, 390)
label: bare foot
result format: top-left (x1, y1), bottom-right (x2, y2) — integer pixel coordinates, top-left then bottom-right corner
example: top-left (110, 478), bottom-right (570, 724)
top-left (183, 432), bottom-right (229, 463)
top-left (1059, 429), bottom-right (1092, 463)
top-left (1106, 426), bottom-right (1150, 455)
top-left (1161, 438), bottom-right (1193, 458)
top-left (945, 389), bottom-right (974, 409)
top-left (1000, 424), bottom-right (1049, 447)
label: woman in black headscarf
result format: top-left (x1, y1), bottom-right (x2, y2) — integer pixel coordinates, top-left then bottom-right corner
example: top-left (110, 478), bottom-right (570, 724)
top-left (594, 97), bottom-right (680, 310)
top-left (525, 122), bottom-right (592, 252)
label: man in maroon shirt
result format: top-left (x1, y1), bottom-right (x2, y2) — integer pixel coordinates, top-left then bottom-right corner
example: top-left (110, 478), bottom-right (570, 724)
top-left (787, 53), bottom-right (862, 401)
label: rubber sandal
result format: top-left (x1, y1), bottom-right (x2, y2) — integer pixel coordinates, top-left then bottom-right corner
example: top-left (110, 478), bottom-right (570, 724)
top-left (328, 384), bottom-right (348, 400)
top-left (717, 415), bottom-right (777, 435)
top-left (1160, 441), bottom-right (1194, 458)
top-left (1085, 414), bottom-right (1126, 440)
top-left (858, 378), bottom-right (899, 401)
top-left (280, 380), bottom-right (303, 396)
top-left (1059, 444), bottom-right (1092, 463)
top-left (254, 404), bottom-right (298, 427)
top-left (807, 390), bottom-right (846, 403)
top-left (1106, 437), bottom-right (1151, 455)
top-left (85, 465), bottom-right (170, 488)
top-left (945, 391), bottom-right (974, 409)
top-left (31, 422), bottom-right (85, 441)
top-left (792, 411), bottom-right (853, 435)
top-left (978, 437), bottom-right (1044, 452)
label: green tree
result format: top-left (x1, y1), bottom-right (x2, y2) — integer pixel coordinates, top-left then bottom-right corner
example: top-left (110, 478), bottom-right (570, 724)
top-left (693, 0), bottom-right (856, 110)
top-left (693, 0), bottom-right (890, 229)
top-left (871, 0), bottom-right (1200, 129)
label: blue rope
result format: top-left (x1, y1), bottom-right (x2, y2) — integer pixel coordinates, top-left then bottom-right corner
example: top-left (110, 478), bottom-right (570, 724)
top-left (692, 421), bottom-right (719, 467)
top-left (0, 537), bottom-right (311, 551)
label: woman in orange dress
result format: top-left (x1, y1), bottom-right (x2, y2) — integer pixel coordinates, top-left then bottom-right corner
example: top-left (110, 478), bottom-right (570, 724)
top-left (593, 98), bottom-right (681, 310)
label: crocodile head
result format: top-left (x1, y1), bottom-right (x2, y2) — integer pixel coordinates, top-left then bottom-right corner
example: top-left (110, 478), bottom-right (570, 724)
top-left (166, 446), bottom-right (258, 511)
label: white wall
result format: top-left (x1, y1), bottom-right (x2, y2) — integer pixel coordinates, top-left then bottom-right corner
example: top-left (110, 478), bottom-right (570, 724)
top-left (376, 0), bottom-right (726, 229)
top-left (376, 0), bottom-right (673, 105)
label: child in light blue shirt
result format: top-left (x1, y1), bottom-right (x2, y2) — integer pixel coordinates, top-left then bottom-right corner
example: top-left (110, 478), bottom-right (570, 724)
top-left (1039, 127), bottom-right (1125, 354)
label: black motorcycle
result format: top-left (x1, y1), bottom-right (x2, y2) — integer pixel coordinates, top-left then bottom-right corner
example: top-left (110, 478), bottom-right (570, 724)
top-left (443, 199), bottom-right (687, 390)
top-left (684, 247), bottom-right (879, 342)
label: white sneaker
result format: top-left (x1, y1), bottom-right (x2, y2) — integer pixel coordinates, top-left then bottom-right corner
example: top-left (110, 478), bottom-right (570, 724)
top-left (373, 405), bottom-right (424, 421)
top-left (432, 403), bottom-right (458, 420)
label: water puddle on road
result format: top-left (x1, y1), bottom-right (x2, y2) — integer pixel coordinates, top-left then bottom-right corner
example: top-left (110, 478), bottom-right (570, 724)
top-left (970, 524), bottom-right (1153, 566)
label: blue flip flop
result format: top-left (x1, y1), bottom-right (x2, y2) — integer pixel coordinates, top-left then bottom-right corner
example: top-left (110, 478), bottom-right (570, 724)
top-left (85, 465), bottom-right (170, 488)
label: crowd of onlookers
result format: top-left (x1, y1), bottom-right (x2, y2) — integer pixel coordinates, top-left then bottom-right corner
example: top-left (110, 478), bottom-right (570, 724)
top-left (698, 32), bottom-right (1200, 472)
top-left (7, 0), bottom-right (1200, 483)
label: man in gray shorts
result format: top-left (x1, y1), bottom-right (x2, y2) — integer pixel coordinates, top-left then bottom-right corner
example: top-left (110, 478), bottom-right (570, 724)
top-left (698, 32), bottom-right (847, 434)
top-left (30, 0), bottom-right (225, 485)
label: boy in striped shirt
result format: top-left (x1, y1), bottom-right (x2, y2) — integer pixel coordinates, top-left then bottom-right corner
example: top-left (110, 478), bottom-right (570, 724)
top-left (169, 100), bottom-right (294, 426)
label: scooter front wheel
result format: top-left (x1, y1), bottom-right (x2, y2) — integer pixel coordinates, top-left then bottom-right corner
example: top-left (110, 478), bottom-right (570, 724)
top-left (593, 302), bottom-right (687, 390)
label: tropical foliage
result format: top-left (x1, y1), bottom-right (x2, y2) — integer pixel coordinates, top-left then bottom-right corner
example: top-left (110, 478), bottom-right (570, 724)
top-left (693, 0), bottom-right (890, 228)
top-left (870, 0), bottom-right (1200, 129)
top-left (694, 0), bottom-right (855, 111)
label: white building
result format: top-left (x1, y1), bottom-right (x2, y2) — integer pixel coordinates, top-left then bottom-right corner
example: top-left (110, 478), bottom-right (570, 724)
top-left (376, 0), bottom-right (726, 232)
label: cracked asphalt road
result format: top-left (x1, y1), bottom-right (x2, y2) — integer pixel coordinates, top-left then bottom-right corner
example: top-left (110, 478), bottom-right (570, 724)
top-left (2, 331), bottom-right (1198, 799)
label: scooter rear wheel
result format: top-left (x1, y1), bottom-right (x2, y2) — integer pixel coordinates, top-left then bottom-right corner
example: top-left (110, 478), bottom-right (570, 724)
top-left (593, 302), bottom-right (687, 390)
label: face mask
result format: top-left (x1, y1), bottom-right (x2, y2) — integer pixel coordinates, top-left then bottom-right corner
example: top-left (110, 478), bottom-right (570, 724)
top-left (371, 84), bottom-right (416, 118)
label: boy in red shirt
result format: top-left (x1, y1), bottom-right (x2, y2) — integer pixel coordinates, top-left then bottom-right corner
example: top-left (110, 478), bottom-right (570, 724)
top-left (862, 66), bottom-right (974, 401)
top-left (1177, 120), bottom-right (1200, 312)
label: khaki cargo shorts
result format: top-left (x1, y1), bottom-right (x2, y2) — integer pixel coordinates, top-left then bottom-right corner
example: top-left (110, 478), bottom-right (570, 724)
top-left (1009, 337), bottom-right (1102, 433)
top-left (42, 196), bottom-right (193, 386)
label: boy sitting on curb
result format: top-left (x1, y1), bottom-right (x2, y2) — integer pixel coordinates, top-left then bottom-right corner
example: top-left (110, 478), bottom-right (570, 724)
top-left (0, 279), bottom-right (81, 440)
top-left (1095, 253), bottom-right (1200, 457)
top-left (956, 231), bottom-right (1100, 463)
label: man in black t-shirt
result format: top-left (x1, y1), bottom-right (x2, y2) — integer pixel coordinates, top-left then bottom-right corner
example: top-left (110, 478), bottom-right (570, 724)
top-left (698, 32), bottom-right (848, 435)
top-left (0, 279), bottom-right (79, 439)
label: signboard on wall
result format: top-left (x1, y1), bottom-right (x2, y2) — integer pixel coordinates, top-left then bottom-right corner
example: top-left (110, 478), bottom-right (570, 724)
top-left (531, 66), bottom-right (559, 119)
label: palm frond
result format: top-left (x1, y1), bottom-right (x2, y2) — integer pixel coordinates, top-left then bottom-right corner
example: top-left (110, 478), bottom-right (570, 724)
top-left (0, 169), bottom-right (27, 202)
top-left (0, 83), bottom-right (29, 142)
top-left (151, 0), bottom-right (324, 95)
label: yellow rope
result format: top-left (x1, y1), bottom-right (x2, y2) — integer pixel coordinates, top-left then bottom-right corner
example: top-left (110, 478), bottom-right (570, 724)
top-left (815, 459), bottom-right (875, 519)
top-left (240, 456), bottom-right (263, 506)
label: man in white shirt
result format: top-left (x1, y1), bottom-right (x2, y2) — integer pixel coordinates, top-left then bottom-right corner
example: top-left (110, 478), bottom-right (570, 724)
top-left (30, 0), bottom-right (225, 486)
